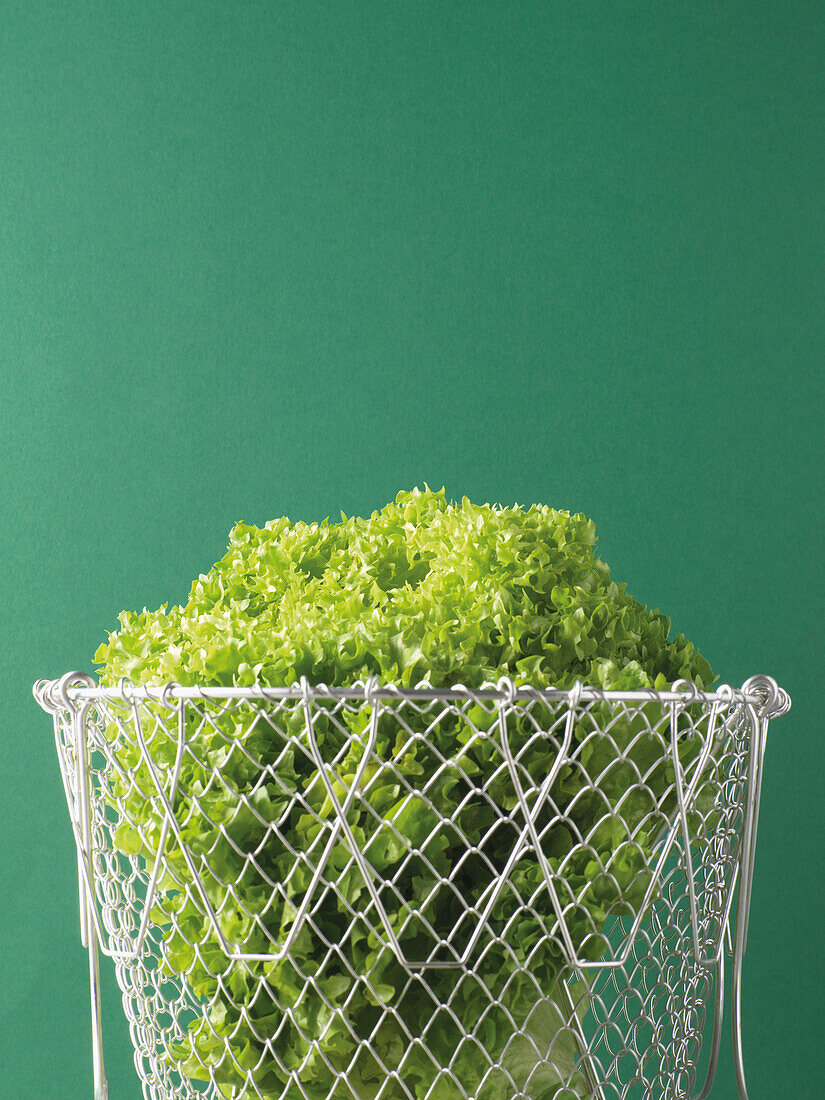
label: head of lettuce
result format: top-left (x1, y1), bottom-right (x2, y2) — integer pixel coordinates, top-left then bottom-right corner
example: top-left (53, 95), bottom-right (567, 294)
top-left (94, 487), bottom-right (715, 1100)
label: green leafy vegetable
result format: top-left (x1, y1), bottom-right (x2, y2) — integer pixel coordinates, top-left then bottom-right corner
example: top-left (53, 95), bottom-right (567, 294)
top-left (94, 487), bottom-right (715, 1099)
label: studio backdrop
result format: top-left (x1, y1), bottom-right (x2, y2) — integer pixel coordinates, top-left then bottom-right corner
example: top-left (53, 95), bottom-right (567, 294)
top-left (1, 4), bottom-right (822, 1099)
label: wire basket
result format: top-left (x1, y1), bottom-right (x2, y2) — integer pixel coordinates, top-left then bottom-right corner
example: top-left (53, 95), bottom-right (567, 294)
top-left (33, 673), bottom-right (790, 1100)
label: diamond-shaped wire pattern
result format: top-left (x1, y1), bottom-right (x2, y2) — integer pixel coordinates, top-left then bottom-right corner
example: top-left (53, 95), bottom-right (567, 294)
top-left (44, 683), bottom-right (764, 1100)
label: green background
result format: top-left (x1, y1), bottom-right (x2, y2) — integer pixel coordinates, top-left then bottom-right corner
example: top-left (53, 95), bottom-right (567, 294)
top-left (2, 3), bottom-right (822, 1097)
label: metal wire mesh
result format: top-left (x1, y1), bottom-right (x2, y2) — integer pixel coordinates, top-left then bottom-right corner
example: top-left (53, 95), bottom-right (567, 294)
top-left (34, 676), bottom-right (790, 1100)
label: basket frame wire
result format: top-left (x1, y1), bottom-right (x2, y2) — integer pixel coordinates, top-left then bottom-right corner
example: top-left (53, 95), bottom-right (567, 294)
top-left (34, 673), bottom-right (790, 1100)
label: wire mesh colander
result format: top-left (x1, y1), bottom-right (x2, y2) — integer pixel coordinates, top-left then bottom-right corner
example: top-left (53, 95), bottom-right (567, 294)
top-left (33, 673), bottom-right (790, 1100)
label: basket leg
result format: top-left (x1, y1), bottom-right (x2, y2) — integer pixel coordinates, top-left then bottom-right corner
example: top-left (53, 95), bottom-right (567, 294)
top-left (731, 927), bottom-right (750, 1100)
top-left (730, 700), bottom-right (766, 1100)
top-left (71, 694), bottom-right (109, 1100)
top-left (87, 903), bottom-right (109, 1100)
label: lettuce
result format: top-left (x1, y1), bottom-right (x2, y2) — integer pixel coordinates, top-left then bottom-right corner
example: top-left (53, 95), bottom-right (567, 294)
top-left (94, 487), bottom-right (715, 1099)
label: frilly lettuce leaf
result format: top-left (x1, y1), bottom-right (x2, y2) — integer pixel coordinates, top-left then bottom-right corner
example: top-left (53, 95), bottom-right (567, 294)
top-left (94, 487), bottom-right (715, 1099)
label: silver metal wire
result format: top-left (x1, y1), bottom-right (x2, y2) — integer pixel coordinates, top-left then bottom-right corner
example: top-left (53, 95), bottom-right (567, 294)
top-left (33, 675), bottom-right (790, 1100)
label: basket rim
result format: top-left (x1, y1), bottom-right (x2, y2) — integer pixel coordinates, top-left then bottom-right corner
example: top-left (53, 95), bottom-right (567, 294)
top-left (33, 671), bottom-right (791, 719)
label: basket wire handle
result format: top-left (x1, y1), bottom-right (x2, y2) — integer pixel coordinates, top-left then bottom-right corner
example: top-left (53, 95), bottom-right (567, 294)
top-left (497, 677), bottom-right (582, 967)
top-left (128, 691), bottom-right (189, 957)
top-left (501, 684), bottom-right (712, 973)
top-left (295, 675), bottom-right (414, 964)
top-left (497, 679), bottom-right (608, 1100)
top-left (670, 683), bottom-right (723, 967)
top-left (304, 678), bottom-right (588, 971)
top-left (414, 680), bottom-right (583, 968)
top-left (56, 682), bottom-right (190, 964)
top-left (128, 691), bottom-right (297, 964)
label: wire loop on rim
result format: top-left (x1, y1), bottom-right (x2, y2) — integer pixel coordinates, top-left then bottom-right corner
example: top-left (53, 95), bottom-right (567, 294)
top-left (56, 671), bottom-right (95, 711)
top-left (742, 674), bottom-right (791, 719)
top-left (671, 677), bottom-right (701, 711)
top-left (32, 678), bottom-right (51, 710)
top-left (496, 675), bottom-right (517, 707)
top-left (568, 678), bottom-right (584, 710)
top-left (117, 676), bottom-right (135, 705)
top-left (714, 683), bottom-right (736, 707)
top-left (364, 674), bottom-right (381, 708)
